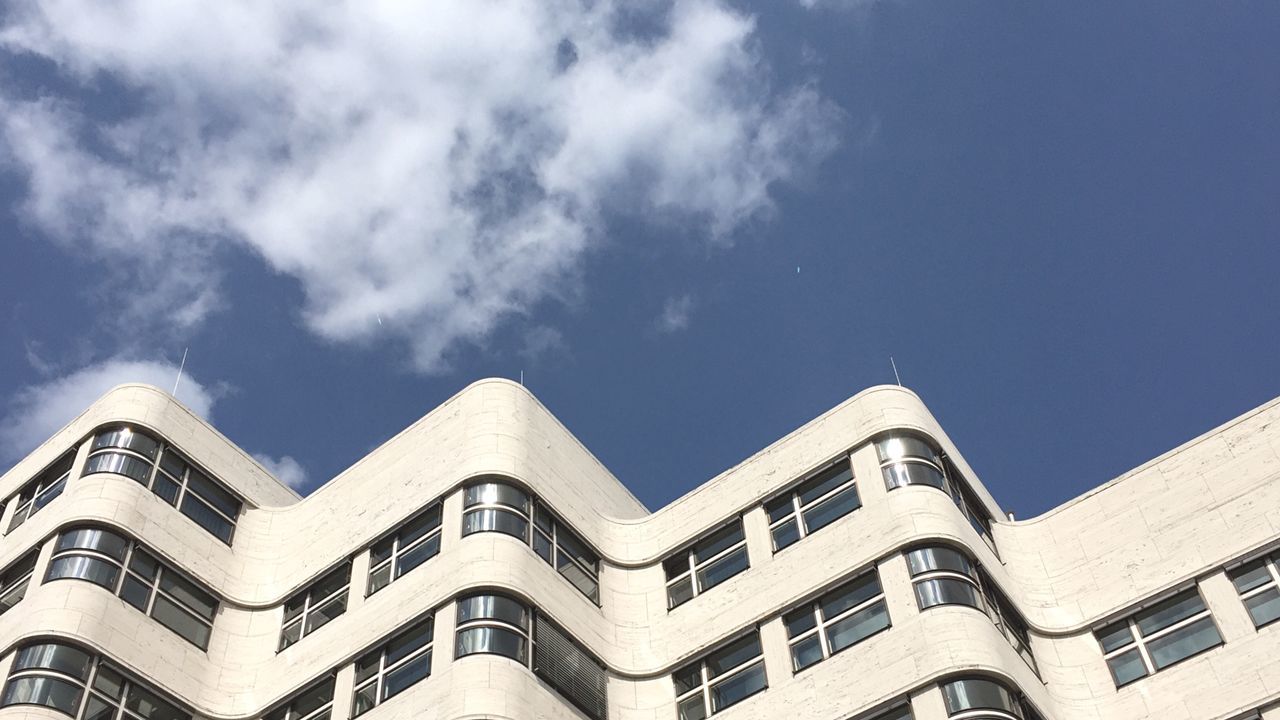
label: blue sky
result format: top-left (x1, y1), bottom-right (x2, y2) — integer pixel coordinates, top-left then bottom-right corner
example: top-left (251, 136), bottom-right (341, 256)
top-left (1, 1), bottom-right (1277, 517)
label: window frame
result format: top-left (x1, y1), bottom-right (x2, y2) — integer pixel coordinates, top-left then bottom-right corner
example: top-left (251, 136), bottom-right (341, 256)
top-left (81, 426), bottom-right (243, 545)
top-left (264, 675), bottom-right (336, 720)
top-left (1227, 552), bottom-right (1280, 630)
top-left (280, 562), bottom-right (352, 651)
top-left (672, 631), bottom-right (768, 720)
top-left (454, 592), bottom-right (533, 665)
top-left (6, 453), bottom-right (75, 534)
top-left (45, 526), bottom-right (219, 650)
top-left (1094, 586), bottom-right (1224, 687)
top-left (351, 616), bottom-right (434, 716)
top-left (782, 567), bottom-right (890, 673)
top-left (367, 503), bottom-right (443, 596)
top-left (663, 520), bottom-right (750, 611)
top-left (940, 676), bottom-right (1039, 720)
top-left (763, 457), bottom-right (860, 552)
top-left (875, 434), bottom-right (998, 554)
top-left (0, 550), bottom-right (38, 615)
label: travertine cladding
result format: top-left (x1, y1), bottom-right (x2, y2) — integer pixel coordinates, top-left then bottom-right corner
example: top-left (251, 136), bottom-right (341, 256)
top-left (0, 379), bottom-right (1278, 720)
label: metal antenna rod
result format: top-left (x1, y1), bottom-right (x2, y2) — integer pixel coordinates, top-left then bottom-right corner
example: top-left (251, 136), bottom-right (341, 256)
top-left (173, 347), bottom-right (189, 397)
top-left (890, 356), bottom-right (901, 386)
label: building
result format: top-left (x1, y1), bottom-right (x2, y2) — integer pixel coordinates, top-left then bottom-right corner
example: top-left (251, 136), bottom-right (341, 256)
top-left (0, 379), bottom-right (1277, 720)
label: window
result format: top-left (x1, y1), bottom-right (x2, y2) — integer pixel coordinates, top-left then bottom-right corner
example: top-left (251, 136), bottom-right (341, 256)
top-left (0, 550), bottom-right (37, 615)
top-left (782, 568), bottom-right (889, 672)
top-left (83, 427), bottom-right (242, 544)
top-left (368, 504), bottom-right (442, 595)
top-left (7, 453), bottom-right (74, 533)
top-left (280, 563), bottom-right (351, 650)
top-left (455, 593), bottom-right (531, 663)
top-left (265, 676), bottom-right (335, 720)
top-left (907, 546), bottom-right (1036, 673)
top-left (672, 632), bottom-right (767, 720)
top-left (863, 706), bottom-right (913, 720)
top-left (764, 458), bottom-right (860, 551)
top-left (453, 592), bottom-right (608, 719)
top-left (461, 480), bottom-right (602, 603)
top-left (46, 527), bottom-right (218, 649)
top-left (1094, 587), bottom-right (1223, 687)
top-left (1, 641), bottom-right (191, 720)
top-left (876, 435), bottom-right (996, 552)
top-left (663, 521), bottom-right (749, 610)
top-left (1228, 554), bottom-right (1280, 629)
top-left (352, 617), bottom-right (433, 716)
top-left (941, 677), bottom-right (1042, 719)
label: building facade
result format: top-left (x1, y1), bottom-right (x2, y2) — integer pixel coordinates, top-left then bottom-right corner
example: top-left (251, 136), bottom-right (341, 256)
top-left (0, 379), bottom-right (1277, 720)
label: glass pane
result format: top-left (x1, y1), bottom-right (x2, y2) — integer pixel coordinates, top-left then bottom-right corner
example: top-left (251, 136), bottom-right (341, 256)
top-left (159, 571), bottom-right (217, 620)
top-left (663, 554), bottom-right (692, 580)
top-left (677, 694), bottom-right (708, 720)
top-left (876, 435), bottom-right (938, 463)
top-left (1107, 647), bottom-right (1148, 686)
top-left (382, 650), bottom-right (431, 699)
top-left (914, 578), bottom-right (981, 610)
top-left (461, 508), bottom-right (528, 540)
top-left (351, 683), bottom-right (377, 717)
top-left (84, 452), bottom-right (153, 485)
top-left (371, 538), bottom-right (395, 565)
top-left (764, 496), bottom-right (793, 524)
top-left (184, 471), bottom-right (241, 518)
top-left (705, 635), bottom-right (762, 679)
top-left (82, 694), bottom-right (115, 720)
top-left (385, 619), bottom-right (434, 666)
top-left (354, 650), bottom-right (381, 684)
top-left (305, 595), bottom-right (348, 634)
top-left (1229, 560), bottom-right (1273, 593)
top-left (882, 462), bottom-right (945, 490)
top-left (125, 683), bottom-right (187, 720)
top-left (398, 507), bottom-right (441, 547)
top-left (368, 565), bottom-right (392, 595)
top-left (783, 607), bottom-right (817, 638)
top-left (941, 677), bottom-right (1016, 713)
top-left (1095, 620), bottom-right (1134, 653)
top-left (48, 555), bottom-right (120, 589)
top-left (290, 679), bottom-right (335, 720)
top-left (463, 482), bottom-right (529, 512)
top-left (557, 552), bottom-right (600, 602)
top-left (696, 546), bottom-right (748, 593)
top-left (801, 486), bottom-right (860, 534)
top-left (179, 495), bottom-right (234, 543)
top-left (32, 476), bottom-right (67, 511)
top-left (152, 595), bottom-right (212, 649)
top-left (869, 706), bottom-right (914, 720)
top-left (128, 550), bottom-right (159, 580)
top-left (556, 530), bottom-right (598, 573)
top-left (455, 626), bottom-right (526, 662)
top-left (827, 601), bottom-right (890, 654)
top-left (93, 428), bottom-right (159, 458)
top-left (457, 594), bottom-right (527, 629)
top-left (532, 503), bottom-right (554, 532)
top-left (533, 532), bottom-right (553, 563)
top-left (57, 528), bottom-right (129, 561)
top-left (151, 475), bottom-right (180, 505)
top-left (14, 643), bottom-right (93, 679)
top-left (820, 573), bottom-right (881, 619)
top-left (709, 662), bottom-right (766, 712)
top-left (396, 535), bottom-right (440, 578)
top-left (280, 620), bottom-right (303, 649)
top-left (1, 676), bottom-right (84, 714)
top-left (121, 575), bottom-right (152, 610)
top-left (159, 451), bottom-right (188, 479)
top-left (790, 635), bottom-right (824, 671)
top-left (906, 546), bottom-right (973, 578)
top-left (797, 463), bottom-right (853, 506)
top-left (672, 663), bottom-right (702, 695)
top-left (667, 576), bottom-right (694, 609)
top-left (1245, 587), bottom-right (1280, 627)
top-left (91, 665), bottom-right (124, 700)
top-left (771, 520), bottom-right (800, 551)
top-left (1146, 616), bottom-right (1222, 670)
top-left (310, 565), bottom-right (352, 603)
top-left (692, 523), bottom-right (745, 563)
top-left (0, 578), bottom-right (29, 613)
top-left (1135, 590), bottom-right (1207, 636)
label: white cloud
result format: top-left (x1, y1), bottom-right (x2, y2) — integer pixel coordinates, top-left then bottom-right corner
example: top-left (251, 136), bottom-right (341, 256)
top-left (0, 0), bottom-right (840, 371)
top-left (0, 357), bottom-right (216, 462)
top-left (657, 294), bottom-right (694, 333)
top-left (253, 453), bottom-right (309, 491)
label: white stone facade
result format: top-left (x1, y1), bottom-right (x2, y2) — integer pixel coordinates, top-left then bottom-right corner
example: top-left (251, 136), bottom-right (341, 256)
top-left (0, 379), bottom-right (1276, 720)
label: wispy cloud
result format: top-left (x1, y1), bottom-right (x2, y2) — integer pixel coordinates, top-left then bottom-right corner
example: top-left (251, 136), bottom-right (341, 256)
top-left (0, 0), bottom-right (840, 372)
top-left (252, 453), bottom-right (309, 491)
top-left (0, 357), bottom-right (217, 462)
top-left (657, 294), bottom-right (695, 333)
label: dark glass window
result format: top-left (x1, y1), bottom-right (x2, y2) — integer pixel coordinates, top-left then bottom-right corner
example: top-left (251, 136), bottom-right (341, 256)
top-left (6, 453), bottom-right (74, 533)
top-left (368, 504), bottom-right (442, 595)
top-left (0, 550), bottom-right (38, 615)
top-left (673, 632), bottom-right (766, 719)
top-left (352, 617), bottom-right (433, 716)
top-left (264, 676), bottom-right (335, 720)
top-left (764, 459), bottom-right (859, 552)
top-left (280, 563), bottom-right (351, 650)
top-left (664, 521), bottom-right (749, 610)
top-left (1228, 555), bottom-right (1280, 629)
top-left (455, 593), bottom-right (531, 663)
top-left (45, 527), bottom-right (218, 649)
top-left (782, 568), bottom-right (889, 672)
top-left (876, 434), bottom-right (996, 553)
top-left (83, 427), bottom-right (242, 544)
top-left (1, 641), bottom-right (191, 720)
top-left (1094, 587), bottom-right (1222, 687)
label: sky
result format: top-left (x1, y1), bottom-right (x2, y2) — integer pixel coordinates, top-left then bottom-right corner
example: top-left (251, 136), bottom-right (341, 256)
top-left (1, 1), bottom-right (1277, 519)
